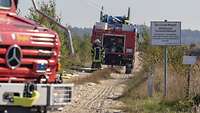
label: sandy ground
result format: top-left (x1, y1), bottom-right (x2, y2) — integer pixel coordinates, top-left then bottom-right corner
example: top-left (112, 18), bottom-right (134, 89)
top-left (56, 73), bottom-right (129, 113)
top-left (52, 52), bottom-right (141, 113)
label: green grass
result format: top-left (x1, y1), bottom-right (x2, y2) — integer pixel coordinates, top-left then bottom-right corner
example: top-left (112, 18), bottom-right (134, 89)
top-left (122, 95), bottom-right (191, 113)
top-left (120, 68), bottom-right (192, 113)
top-left (143, 98), bottom-right (176, 113)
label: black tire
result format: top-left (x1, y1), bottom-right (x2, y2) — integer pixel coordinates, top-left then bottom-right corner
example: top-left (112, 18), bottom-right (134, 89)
top-left (125, 65), bottom-right (132, 74)
top-left (125, 68), bottom-right (132, 74)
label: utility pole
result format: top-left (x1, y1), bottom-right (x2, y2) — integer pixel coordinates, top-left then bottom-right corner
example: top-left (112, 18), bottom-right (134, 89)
top-left (163, 20), bottom-right (168, 97)
top-left (186, 44), bottom-right (195, 98)
top-left (148, 65), bottom-right (154, 97)
top-left (186, 65), bottom-right (192, 98)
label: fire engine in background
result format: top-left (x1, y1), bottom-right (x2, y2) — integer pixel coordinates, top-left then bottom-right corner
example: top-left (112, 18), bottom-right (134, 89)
top-left (91, 7), bottom-right (137, 74)
top-left (0, 0), bottom-right (74, 113)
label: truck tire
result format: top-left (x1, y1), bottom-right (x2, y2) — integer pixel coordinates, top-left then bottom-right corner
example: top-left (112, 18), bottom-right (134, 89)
top-left (125, 67), bottom-right (132, 74)
top-left (125, 65), bottom-right (132, 74)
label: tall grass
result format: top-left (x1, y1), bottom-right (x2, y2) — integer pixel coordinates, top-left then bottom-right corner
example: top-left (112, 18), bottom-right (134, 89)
top-left (120, 26), bottom-right (200, 113)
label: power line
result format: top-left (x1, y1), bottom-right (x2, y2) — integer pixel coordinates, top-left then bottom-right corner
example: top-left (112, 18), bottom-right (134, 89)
top-left (78, 0), bottom-right (134, 24)
top-left (79, 0), bottom-right (111, 15)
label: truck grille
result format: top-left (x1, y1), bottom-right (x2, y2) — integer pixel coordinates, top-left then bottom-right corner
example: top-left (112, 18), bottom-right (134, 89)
top-left (0, 45), bottom-right (54, 68)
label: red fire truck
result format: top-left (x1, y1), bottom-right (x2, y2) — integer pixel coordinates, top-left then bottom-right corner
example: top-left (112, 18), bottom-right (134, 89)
top-left (91, 7), bottom-right (137, 74)
top-left (0, 0), bottom-right (73, 113)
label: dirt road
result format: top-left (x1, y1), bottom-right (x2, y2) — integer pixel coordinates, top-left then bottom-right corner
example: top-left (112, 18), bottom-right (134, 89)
top-left (55, 52), bottom-right (141, 113)
top-left (59, 72), bottom-right (129, 113)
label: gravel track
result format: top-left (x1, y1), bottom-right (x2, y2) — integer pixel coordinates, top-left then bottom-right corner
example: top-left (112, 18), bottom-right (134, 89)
top-left (53, 52), bottom-right (141, 113)
top-left (53, 72), bottom-right (129, 113)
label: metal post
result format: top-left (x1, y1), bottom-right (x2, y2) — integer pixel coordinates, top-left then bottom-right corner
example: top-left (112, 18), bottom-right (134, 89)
top-left (148, 66), bottom-right (154, 97)
top-left (163, 46), bottom-right (168, 97)
top-left (186, 65), bottom-right (192, 98)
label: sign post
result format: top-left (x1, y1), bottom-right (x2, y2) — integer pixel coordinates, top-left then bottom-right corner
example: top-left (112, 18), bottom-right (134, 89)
top-left (163, 46), bottom-right (168, 97)
top-left (151, 20), bottom-right (181, 97)
top-left (183, 56), bottom-right (196, 98)
top-left (183, 46), bottom-right (200, 98)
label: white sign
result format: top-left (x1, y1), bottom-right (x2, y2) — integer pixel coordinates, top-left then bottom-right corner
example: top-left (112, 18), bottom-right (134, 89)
top-left (151, 21), bottom-right (181, 45)
top-left (183, 56), bottom-right (197, 65)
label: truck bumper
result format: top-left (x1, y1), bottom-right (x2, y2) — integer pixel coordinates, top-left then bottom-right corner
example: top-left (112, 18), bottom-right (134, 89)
top-left (0, 83), bottom-right (73, 107)
top-left (104, 54), bottom-right (134, 66)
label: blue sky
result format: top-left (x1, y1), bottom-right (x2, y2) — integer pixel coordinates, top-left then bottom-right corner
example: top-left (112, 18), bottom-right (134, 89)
top-left (19, 0), bottom-right (200, 30)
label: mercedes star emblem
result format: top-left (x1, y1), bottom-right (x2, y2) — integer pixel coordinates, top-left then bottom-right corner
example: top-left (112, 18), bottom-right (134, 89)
top-left (6, 45), bottom-right (22, 69)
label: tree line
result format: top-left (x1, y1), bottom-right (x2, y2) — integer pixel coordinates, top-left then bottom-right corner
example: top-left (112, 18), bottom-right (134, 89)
top-left (26, 0), bottom-right (92, 70)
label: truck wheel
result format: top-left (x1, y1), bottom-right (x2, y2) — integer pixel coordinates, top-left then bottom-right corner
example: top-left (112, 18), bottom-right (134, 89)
top-left (125, 65), bottom-right (132, 74)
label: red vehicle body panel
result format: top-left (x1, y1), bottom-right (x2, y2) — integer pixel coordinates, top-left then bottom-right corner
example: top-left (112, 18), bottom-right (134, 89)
top-left (91, 23), bottom-right (136, 67)
top-left (92, 28), bottom-right (136, 56)
top-left (0, 0), bottom-right (61, 83)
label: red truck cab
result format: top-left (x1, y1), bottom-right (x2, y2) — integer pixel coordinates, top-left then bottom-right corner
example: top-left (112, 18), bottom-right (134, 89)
top-left (91, 8), bottom-right (137, 73)
top-left (0, 1), bottom-right (73, 113)
top-left (0, 0), bottom-right (61, 83)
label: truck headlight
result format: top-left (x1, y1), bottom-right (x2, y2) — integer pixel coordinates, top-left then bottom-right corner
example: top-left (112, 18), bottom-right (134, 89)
top-left (52, 86), bottom-right (72, 105)
top-left (34, 61), bottom-right (48, 73)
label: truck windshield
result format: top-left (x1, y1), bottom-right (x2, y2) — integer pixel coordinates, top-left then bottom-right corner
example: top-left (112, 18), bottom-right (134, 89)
top-left (0, 0), bottom-right (11, 8)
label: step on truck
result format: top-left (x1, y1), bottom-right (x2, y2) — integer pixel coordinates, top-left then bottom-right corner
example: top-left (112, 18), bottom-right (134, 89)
top-left (0, 0), bottom-right (74, 113)
top-left (91, 7), bottom-right (137, 74)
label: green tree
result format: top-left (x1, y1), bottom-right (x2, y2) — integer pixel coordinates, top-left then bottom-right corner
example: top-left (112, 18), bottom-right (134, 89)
top-left (26, 1), bottom-right (92, 69)
top-left (72, 34), bottom-right (92, 66)
top-left (26, 0), bottom-right (74, 69)
top-left (76, 34), bottom-right (92, 63)
top-left (26, 0), bottom-right (60, 30)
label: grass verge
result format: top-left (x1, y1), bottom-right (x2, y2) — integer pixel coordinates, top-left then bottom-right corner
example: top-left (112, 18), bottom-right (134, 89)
top-left (120, 67), bottom-right (193, 113)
